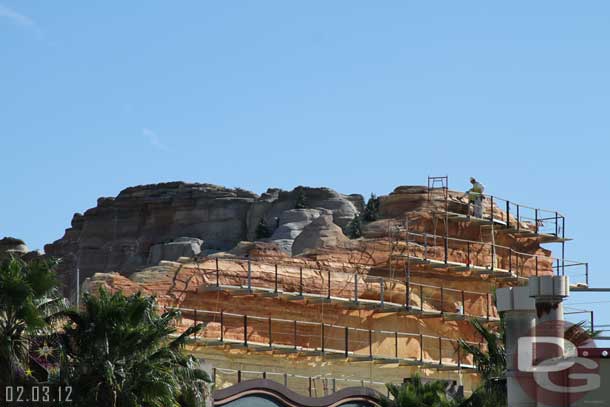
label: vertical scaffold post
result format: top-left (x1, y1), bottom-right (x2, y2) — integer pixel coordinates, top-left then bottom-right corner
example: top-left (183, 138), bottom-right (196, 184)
top-left (284, 373), bottom-right (288, 387)
top-left (344, 327), bottom-right (349, 358)
top-left (444, 235), bottom-right (449, 264)
top-left (380, 278), bottom-right (385, 307)
top-left (332, 378), bottom-right (336, 393)
top-left (213, 367), bottom-right (217, 384)
top-left (309, 377), bottom-right (312, 397)
top-left (216, 258), bottom-right (219, 287)
top-left (586, 263), bottom-right (589, 286)
top-left (506, 200), bottom-right (511, 229)
top-left (293, 320), bottom-right (297, 350)
top-left (438, 336), bottom-right (442, 366)
top-left (299, 267), bottom-right (303, 297)
top-left (327, 270), bottom-right (331, 300)
top-left (424, 234), bottom-right (428, 260)
top-left (263, 371), bottom-right (267, 379)
top-left (440, 287), bottom-right (444, 314)
top-left (274, 264), bottom-right (278, 294)
top-left (535, 208), bottom-right (539, 233)
top-left (555, 212), bottom-right (559, 236)
top-left (268, 317), bottom-right (272, 348)
top-left (420, 284), bottom-right (424, 311)
top-left (591, 311), bottom-right (595, 332)
top-left (193, 309), bottom-right (198, 339)
top-left (368, 330), bottom-right (373, 359)
top-left (490, 196), bottom-right (494, 222)
top-left (467, 241), bottom-right (471, 266)
top-left (405, 263), bottom-right (411, 310)
top-left (535, 255), bottom-right (539, 276)
top-left (516, 204), bottom-right (521, 231)
top-left (220, 310), bottom-right (224, 342)
top-left (237, 370), bottom-right (242, 383)
top-left (394, 332), bottom-right (398, 359)
top-left (457, 342), bottom-right (461, 368)
top-left (509, 248), bottom-right (513, 274)
top-left (247, 257), bottom-right (252, 291)
top-left (354, 273), bottom-right (359, 303)
top-left (486, 294), bottom-right (490, 321)
top-left (243, 315), bottom-right (248, 347)
top-left (419, 334), bottom-right (424, 362)
top-left (321, 323), bottom-right (325, 354)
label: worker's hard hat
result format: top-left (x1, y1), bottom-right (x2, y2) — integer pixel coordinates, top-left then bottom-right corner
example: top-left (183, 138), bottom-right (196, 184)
top-left (470, 177), bottom-right (476, 183)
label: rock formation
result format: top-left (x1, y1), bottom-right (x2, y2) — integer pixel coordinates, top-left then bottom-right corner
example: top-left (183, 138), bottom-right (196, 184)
top-left (45, 182), bottom-right (362, 294)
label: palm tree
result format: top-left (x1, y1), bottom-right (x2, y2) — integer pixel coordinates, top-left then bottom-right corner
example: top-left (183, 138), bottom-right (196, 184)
top-left (380, 374), bottom-right (460, 407)
top-left (458, 318), bottom-right (506, 407)
top-left (59, 289), bottom-right (210, 407)
top-left (0, 256), bottom-right (66, 385)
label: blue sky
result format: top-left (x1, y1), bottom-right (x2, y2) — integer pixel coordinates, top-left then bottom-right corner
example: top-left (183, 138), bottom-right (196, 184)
top-left (1, 2), bottom-right (609, 333)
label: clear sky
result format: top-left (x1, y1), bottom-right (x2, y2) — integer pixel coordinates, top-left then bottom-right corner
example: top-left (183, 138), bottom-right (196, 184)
top-left (1, 2), bottom-right (609, 334)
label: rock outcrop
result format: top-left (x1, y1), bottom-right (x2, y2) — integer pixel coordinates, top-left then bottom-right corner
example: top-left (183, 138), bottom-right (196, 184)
top-left (45, 182), bottom-right (362, 294)
top-left (292, 211), bottom-right (351, 255)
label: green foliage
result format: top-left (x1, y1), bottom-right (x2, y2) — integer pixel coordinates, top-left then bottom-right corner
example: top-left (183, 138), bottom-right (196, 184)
top-left (255, 218), bottom-right (273, 240)
top-left (0, 256), bottom-right (66, 386)
top-left (347, 215), bottom-right (362, 239)
top-left (380, 374), bottom-right (460, 407)
top-left (295, 188), bottom-right (307, 209)
top-left (458, 318), bottom-right (506, 407)
top-left (59, 289), bottom-right (210, 407)
top-left (363, 194), bottom-right (380, 222)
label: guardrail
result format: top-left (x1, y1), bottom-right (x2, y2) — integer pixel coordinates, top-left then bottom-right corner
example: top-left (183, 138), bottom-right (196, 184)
top-left (165, 306), bottom-right (485, 370)
top-left (195, 257), bottom-right (497, 321)
top-left (398, 231), bottom-right (588, 286)
top-left (446, 193), bottom-right (566, 239)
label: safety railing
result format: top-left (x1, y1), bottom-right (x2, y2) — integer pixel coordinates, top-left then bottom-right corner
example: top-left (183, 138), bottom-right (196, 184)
top-left (444, 193), bottom-right (566, 240)
top-left (398, 230), bottom-right (588, 286)
top-left (212, 367), bottom-right (393, 398)
top-left (165, 306), bottom-right (484, 369)
top-left (197, 257), bottom-right (497, 320)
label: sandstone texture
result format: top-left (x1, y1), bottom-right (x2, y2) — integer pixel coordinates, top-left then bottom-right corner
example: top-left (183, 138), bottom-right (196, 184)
top-left (45, 183), bottom-right (362, 294)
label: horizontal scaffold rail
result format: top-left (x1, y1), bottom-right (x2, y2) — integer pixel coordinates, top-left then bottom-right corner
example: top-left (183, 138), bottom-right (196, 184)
top-left (430, 190), bottom-right (568, 243)
top-left (163, 305), bottom-right (484, 371)
top-left (196, 257), bottom-right (498, 322)
top-left (391, 230), bottom-right (589, 288)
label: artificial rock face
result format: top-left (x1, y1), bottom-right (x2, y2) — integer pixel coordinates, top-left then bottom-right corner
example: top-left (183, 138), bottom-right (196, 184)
top-left (45, 182), bottom-right (361, 294)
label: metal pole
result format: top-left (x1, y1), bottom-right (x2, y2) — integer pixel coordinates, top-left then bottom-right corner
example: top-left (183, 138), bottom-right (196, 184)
top-left (243, 315), bottom-right (248, 347)
top-left (394, 332), bottom-right (398, 358)
top-left (380, 278), bottom-right (385, 307)
top-left (268, 317), bottom-right (272, 348)
top-left (490, 196), bottom-right (494, 222)
top-left (535, 208), bottom-right (539, 233)
top-left (368, 330), bottom-right (373, 359)
top-left (299, 267), bottom-right (303, 296)
top-left (327, 270), bottom-right (331, 299)
top-left (591, 311), bottom-right (595, 333)
top-left (220, 310), bottom-right (224, 342)
top-left (506, 200), bottom-right (510, 229)
top-left (354, 273), bottom-right (358, 303)
top-left (274, 264), bottom-right (278, 293)
top-left (344, 327), bottom-right (349, 358)
top-left (419, 334), bottom-right (424, 362)
top-left (247, 257), bottom-right (252, 291)
top-left (440, 287), bottom-right (444, 314)
top-left (321, 323), bottom-right (325, 354)
top-left (444, 235), bottom-right (448, 264)
top-left (216, 258), bottom-right (219, 287)
top-left (516, 204), bottom-right (520, 231)
top-left (293, 320), bottom-right (297, 350)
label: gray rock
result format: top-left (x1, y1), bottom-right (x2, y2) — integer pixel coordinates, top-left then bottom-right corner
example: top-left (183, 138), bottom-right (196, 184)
top-left (292, 213), bottom-right (350, 255)
top-left (147, 237), bottom-right (203, 264)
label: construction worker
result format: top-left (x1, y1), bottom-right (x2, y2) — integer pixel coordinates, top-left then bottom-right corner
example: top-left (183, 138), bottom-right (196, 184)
top-left (464, 177), bottom-right (485, 218)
